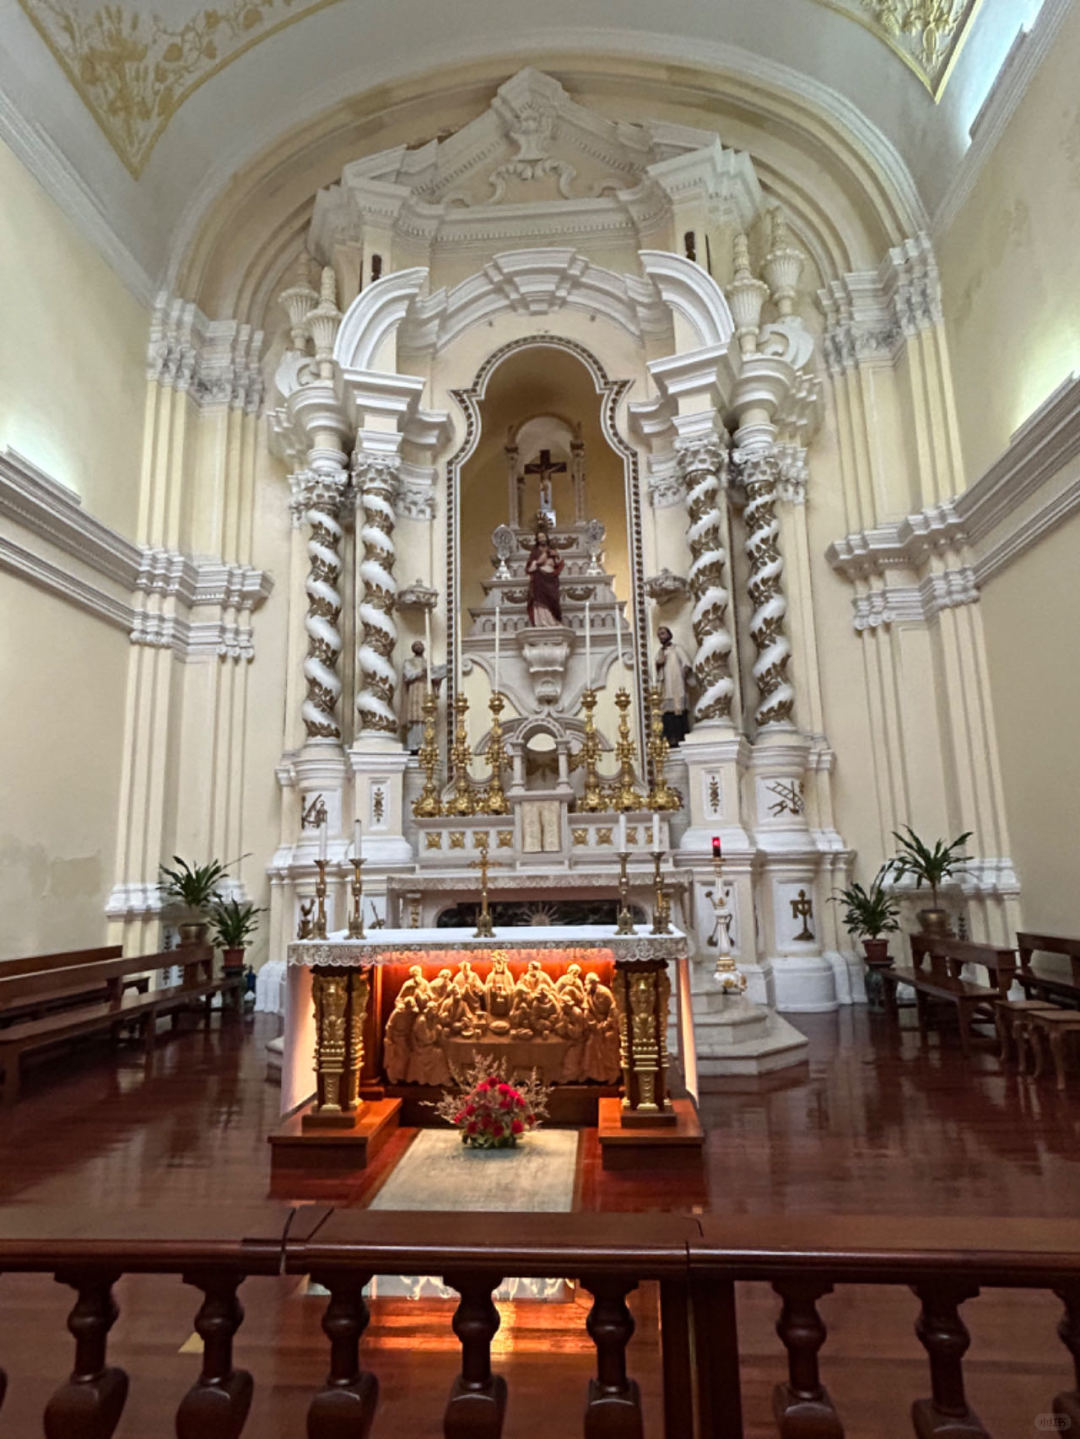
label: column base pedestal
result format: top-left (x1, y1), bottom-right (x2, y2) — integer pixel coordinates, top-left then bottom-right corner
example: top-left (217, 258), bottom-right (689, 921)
top-left (269, 1097), bottom-right (402, 1181)
top-left (597, 1096), bottom-right (703, 1170)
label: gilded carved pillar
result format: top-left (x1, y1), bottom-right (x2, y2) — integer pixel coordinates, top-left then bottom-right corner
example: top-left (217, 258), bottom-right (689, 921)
top-left (354, 455), bottom-right (400, 736)
top-left (676, 438), bottom-right (735, 724)
top-left (310, 967), bottom-right (371, 1121)
top-left (735, 444), bottom-right (796, 728)
top-left (300, 470), bottom-right (348, 741)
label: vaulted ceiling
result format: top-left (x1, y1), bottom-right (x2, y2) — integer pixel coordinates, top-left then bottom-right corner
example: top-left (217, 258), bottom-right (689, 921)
top-left (0, 0), bottom-right (1046, 299)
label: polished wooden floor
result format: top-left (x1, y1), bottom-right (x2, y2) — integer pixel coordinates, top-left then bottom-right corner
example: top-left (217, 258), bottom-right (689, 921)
top-left (0, 1006), bottom-right (1076, 1435)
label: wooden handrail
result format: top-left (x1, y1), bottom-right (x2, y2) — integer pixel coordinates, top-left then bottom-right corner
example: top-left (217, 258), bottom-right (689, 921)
top-left (0, 1207), bottom-right (1078, 1437)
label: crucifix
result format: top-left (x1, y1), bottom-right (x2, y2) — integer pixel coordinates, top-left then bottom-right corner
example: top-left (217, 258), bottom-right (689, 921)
top-left (790, 889), bottom-right (815, 942)
top-left (523, 449), bottom-right (567, 523)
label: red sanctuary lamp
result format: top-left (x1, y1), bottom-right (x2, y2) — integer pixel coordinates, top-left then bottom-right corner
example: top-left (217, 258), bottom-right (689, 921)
top-left (712, 836), bottom-right (722, 861)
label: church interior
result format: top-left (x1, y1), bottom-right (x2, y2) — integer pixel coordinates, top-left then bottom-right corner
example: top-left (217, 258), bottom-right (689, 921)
top-left (1, 0), bottom-right (1080, 1433)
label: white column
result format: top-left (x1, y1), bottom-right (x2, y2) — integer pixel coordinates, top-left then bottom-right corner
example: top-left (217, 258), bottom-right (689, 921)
top-left (675, 436), bottom-right (735, 724)
top-left (299, 469), bottom-right (348, 741)
top-left (734, 441), bottom-right (796, 729)
top-left (354, 454), bottom-right (401, 737)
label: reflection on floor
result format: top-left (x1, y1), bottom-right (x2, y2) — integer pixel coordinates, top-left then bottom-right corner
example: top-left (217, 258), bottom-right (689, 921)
top-left (0, 1009), bottom-right (1076, 1435)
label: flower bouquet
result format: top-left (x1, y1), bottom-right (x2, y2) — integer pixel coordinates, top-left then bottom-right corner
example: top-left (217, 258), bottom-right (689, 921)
top-left (431, 1056), bottom-right (550, 1150)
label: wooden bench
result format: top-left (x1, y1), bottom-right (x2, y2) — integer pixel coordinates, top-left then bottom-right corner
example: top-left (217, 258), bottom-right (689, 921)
top-left (0, 947), bottom-right (243, 1105)
top-left (881, 933), bottom-right (1017, 1058)
top-left (0, 954), bottom-right (154, 1027)
top-left (1016, 931), bottom-right (1080, 1008)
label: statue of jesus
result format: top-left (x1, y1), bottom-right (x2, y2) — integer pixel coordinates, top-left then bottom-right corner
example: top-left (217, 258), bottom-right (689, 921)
top-left (525, 523), bottom-right (564, 628)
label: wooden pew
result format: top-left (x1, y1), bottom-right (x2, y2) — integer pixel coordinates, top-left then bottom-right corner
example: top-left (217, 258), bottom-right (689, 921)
top-left (881, 933), bottom-right (1017, 1057)
top-left (1016, 931), bottom-right (1080, 1007)
top-left (0, 945), bottom-right (121, 978)
top-left (0, 947), bottom-right (244, 1105)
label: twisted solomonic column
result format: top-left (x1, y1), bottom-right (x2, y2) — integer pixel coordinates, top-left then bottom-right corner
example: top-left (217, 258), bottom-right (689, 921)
top-left (676, 439), bottom-right (735, 723)
top-left (355, 455), bottom-right (400, 736)
top-left (735, 445), bottom-right (795, 727)
top-left (300, 472), bottom-right (347, 740)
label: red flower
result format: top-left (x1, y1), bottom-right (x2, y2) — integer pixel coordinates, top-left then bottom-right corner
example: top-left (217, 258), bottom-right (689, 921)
top-left (453, 1110), bottom-right (466, 1125)
top-left (497, 1082), bottom-right (511, 1095)
top-left (476, 1081), bottom-right (490, 1093)
top-left (511, 1118), bottom-right (524, 1134)
top-left (464, 1103), bottom-right (476, 1117)
top-left (466, 1121), bottom-right (477, 1134)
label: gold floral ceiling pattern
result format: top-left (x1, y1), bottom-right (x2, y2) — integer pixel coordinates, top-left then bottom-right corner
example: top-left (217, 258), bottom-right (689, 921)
top-left (17, 0), bottom-right (982, 177)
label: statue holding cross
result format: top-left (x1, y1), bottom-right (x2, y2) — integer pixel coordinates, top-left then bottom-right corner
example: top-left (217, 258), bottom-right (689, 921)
top-left (524, 447), bottom-right (567, 524)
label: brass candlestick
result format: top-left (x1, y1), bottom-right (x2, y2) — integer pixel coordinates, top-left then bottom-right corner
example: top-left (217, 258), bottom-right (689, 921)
top-left (313, 859), bottom-right (328, 940)
top-left (605, 687), bottom-right (644, 812)
top-left (478, 691), bottom-right (509, 815)
top-left (447, 691), bottom-right (476, 817)
top-left (615, 851), bottom-right (637, 934)
top-left (412, 688), bottom-right (442, 818)
top-left (470, 840), bottom-right (500, 938)
top-left (348, 856), bottom-right (366, 940)
top-left (650, 851), bottom-right (673, 935)
top-left (706, 855), bottom-right (745, 993)
top-left (570, 688), bottom-right (606, 812)
top-left (645, 685), bottom-right (682, 812)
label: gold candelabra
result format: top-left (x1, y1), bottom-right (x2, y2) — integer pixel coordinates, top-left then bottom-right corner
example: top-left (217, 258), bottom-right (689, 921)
top-left (615, 851), bottom-right (637, 934)
top-left (650, 851), bottom-right (673, 935)
top-left (412, 687), bottom-right (442, 818)
top-left (605, 687), bottom-right (645, 812)
top-left (645, 685), bottom-right (682, 812)
top-left (570, 688), bottom-right (606, 812)
top-left (706, 854), bottom-right (745, 993)
top-left (477, 691), bottom-right (509, 815)
top-left (313, 859), bottom-right (328, 940)
top-left (347, 855), bottom-right (366, 940)
top-left (469, 839), bottom-right (501, 938)
top-left (447, 691), bottom-right (476, 817)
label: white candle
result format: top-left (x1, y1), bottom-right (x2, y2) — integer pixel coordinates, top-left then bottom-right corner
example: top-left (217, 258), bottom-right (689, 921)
top-left (494, 595), bottom-right (501, 696)
top-left (619, 812), bottom-right (627, 851)
top-left (653, 813), bottom-right (661, 850)
top-left (585, 599), bottom-right (591, 688)
top-left (424, 607), bottom-right (432, 687)
top-left (354, 818), bottom-right (362, 858)
top-left (318, 820), bottom-right (328, 862)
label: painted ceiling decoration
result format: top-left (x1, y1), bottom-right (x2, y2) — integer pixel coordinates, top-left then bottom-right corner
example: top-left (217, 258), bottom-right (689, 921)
top-left (18, 0), bottom-right (981, 177)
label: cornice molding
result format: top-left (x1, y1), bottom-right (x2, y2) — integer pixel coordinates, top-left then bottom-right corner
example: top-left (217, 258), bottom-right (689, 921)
top-left (0, 445), bottom-right (273, 659)
top-left (818, 232), bottom-right (943, 374)
top-left (149, 293), bottom-right (265, 413)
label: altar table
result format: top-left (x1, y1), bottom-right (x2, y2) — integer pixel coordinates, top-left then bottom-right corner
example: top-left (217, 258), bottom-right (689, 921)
top-left (282, 925), bottom-right (695, 1130)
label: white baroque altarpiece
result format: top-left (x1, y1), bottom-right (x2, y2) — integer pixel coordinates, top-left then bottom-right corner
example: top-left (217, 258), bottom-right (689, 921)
top-left (101, 67), bottom-right (1020, 1059)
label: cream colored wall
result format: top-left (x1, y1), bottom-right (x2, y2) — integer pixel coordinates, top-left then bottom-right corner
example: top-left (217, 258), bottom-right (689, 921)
top-left (0, 573), bottom-right (130, 956)
top-left (980, 509), bottom-right (1080, 933)
top-left (938, 1), bottom-right (1080, 478)
top-left (0, 136), bottom-right (148, 537)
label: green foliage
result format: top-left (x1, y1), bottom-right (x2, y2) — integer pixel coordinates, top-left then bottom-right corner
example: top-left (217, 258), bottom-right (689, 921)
top-left (209, 898), bottom-right (264, 949)
top-left (889, 826), bottom-right (972, 909)
top-left (158, 853), bottom-right (248, 912)
top-left (831, 868), bottom-right (900, 939)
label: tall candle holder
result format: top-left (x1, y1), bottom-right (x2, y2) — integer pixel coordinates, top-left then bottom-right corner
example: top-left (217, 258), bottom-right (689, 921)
top-left (605, 687), bottom-right (644, 812)
top-left (469, 839), bottom-right (500, 939)
top-left (706, 854), bottom-right (745, 993)
top-left (650, 851), bottom-right (673, 935)
top-left (347, 855), bottom-right (366, 940)
top-left (571, 688), bottom-right (607, 812)
top-left (447, 691), bottom-right (477, 817)
top-left (645, 685), bottom-right (682, 812)
top-left (615, 851), bottom-right (637, 934)
top-left (412, 688), bottom-right (442, 818)
top-left (313, 859), bottom-right (328, 940)
top-left (477, 691), bottom-right (509, 815)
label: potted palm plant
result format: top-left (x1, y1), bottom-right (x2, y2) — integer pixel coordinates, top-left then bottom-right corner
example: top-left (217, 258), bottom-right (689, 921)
top-left (209, 899), bottom-right (264, 973)
top-left (832, 868), bottom-right (900, 965)
top-left (158, 856), bottom-right (233, 946)
top-left (889, 826), bottom-right (971, 935)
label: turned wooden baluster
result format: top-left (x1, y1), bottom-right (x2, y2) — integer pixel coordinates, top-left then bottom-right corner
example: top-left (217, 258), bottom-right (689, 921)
top-left (772, 1279), bottom-right (844, 1438)
top-left (306, 1269), bottom-right (378, 1439)
top-left (581, 1275), bottom-right (644, 1439)
top-left (175, 1269), bottom-right (252, 1439)
top-left (44, 1269), bottom-right (129, 1439)
top-left (910, 1281), bottom-right (989, 1438)
top-left (1053, 1281), bottom-right (1080, 1428)
top-left (442, 1270), bottom-right (506, 1439)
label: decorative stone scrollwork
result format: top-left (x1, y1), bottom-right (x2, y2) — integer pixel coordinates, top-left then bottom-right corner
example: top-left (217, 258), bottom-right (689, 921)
top-left (735, 446), bottom-right (795, 728)
top-left (676, 438), bottom-right (734, 724)
top-left (299, 470), bottom-right (347, 740)
top-left (355, 455), bottom-right (400, 736)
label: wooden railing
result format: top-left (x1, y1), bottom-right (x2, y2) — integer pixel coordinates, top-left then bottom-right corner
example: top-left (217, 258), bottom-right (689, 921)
top-left (0, 1207), bottom-right (1078, 1436)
